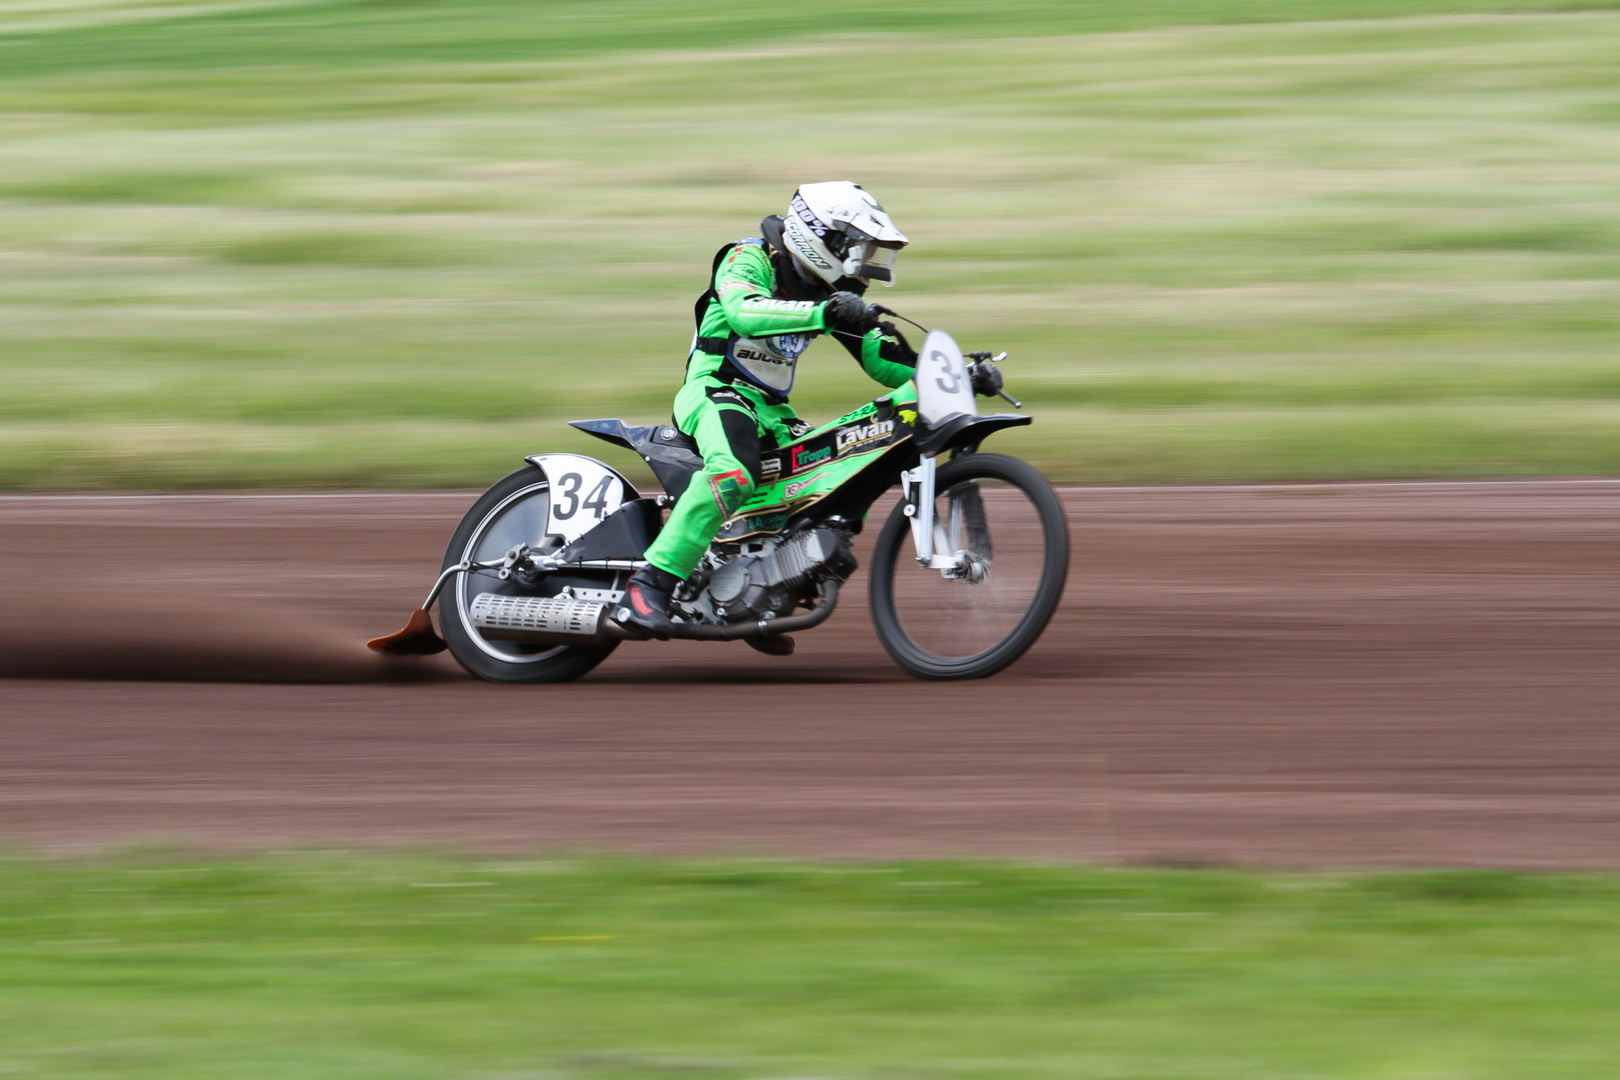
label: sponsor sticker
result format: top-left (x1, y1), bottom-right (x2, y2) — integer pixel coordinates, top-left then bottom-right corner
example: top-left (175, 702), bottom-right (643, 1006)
top-left (708, 468), bottom-right (752, 514)
top-left (784, 216), bottom-right (833, 269)
top-left (734, 345), bottom-right (791, 367)
top-left (784, 471), bottom-right (827, 500)
top-left (746, 511), bottom-right (788, 533)
top-left (790, 193), bottom-right (827, 238)
top-left (790, 443), bottom-right (832, 472)
top-left (835, 417), bottom-right (895, 455)
top-left (765, 333), bottom-right (812, 360)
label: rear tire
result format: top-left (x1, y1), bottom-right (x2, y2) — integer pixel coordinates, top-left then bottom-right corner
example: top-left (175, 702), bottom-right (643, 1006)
top-left (869, 452), bottom-right (1068, 680)
top-left (440, 465), bottom-right (618, 684)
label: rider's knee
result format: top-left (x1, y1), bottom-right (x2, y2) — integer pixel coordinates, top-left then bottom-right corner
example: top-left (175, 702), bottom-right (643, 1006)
top-left (716, 407), bottom-right (763, 490)
top-left (705, 464), bottom-right (754, 515)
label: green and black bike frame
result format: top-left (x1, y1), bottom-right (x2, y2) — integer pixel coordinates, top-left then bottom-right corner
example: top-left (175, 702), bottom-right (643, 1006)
top-left (367, 330), bottom-right (1031, 655)
top-left (575, 329), bottom-right (1028, 564)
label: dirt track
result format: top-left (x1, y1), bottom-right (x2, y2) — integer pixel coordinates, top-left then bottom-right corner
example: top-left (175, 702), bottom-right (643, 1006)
top-left (2, 481), bottom-right (1617, 867)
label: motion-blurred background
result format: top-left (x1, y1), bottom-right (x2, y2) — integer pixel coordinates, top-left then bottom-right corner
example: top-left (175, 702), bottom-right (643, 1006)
top-left (5, 4), bottom-right (1620, 1079)
top-left (4, 0), bottom-right (1619, 490)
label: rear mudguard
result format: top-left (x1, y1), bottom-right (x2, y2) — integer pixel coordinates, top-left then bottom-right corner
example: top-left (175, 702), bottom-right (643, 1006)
top-left (522, 453), bottom-right (640, 546)
top-left (369, 454), bottom-right (637, 656)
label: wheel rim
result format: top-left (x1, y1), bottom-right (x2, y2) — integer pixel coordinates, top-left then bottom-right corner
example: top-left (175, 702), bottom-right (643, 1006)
top-left (887, 477), bottom-right (1048, 663)
top-left (454, 481), bottom-right (570, 664)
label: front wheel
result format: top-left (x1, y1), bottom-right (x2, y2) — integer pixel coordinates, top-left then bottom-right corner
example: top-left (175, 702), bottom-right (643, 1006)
top-left (439, 464), bottom-right (619, 684)
top-left (869, 453), bottom-right (1068, 680)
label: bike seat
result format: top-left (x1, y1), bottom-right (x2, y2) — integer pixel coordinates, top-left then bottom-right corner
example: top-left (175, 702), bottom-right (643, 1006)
top-left (647, 424), bottom-right (699, 455)
top-left (571, 418), bottom-right (703, 500)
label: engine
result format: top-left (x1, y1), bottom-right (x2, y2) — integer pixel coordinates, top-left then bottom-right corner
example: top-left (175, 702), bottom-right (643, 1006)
top-left (685, 525), bottom-right (856, 624)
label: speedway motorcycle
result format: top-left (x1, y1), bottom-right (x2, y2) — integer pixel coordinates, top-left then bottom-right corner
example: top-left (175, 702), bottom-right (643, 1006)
top-left (370, 326), bottom-right (1068, 681)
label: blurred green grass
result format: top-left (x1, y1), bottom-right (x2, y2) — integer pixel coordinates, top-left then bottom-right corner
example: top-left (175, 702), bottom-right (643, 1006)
top-left (5, 853), bottom-right (1620, 1079)
top-left (2, 0), bottom-right (1619, 488)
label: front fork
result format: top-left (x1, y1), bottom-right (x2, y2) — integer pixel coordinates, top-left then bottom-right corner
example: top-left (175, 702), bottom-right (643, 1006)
top-left (900, 454), bottom-right (967, 573)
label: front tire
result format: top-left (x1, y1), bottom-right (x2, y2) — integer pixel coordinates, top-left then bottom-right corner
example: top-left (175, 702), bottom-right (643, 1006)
top-left (440, 465), bottom-right (618, 684)
top-left (869, 452), bottom-right (1068, 680)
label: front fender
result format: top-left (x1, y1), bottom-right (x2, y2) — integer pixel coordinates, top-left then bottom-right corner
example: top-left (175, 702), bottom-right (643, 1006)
top-left (914, 413), bottom-right (1032, 456)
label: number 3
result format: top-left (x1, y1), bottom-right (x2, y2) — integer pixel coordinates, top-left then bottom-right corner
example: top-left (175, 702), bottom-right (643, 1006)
top-left (553, 472), bottom-right (582, 519)
top-left (931, 350), bottom-right (960, 394)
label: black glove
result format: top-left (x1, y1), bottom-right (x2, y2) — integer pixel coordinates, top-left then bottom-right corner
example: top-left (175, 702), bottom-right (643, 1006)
top-left (969, 361), bottom-right (1004, 398)
top-left (823, 291), bottom-right (878, 335)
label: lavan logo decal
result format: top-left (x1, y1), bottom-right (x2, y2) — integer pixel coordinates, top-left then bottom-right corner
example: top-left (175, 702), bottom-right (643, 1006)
top-left (835, 418), bottom-right (895, 454)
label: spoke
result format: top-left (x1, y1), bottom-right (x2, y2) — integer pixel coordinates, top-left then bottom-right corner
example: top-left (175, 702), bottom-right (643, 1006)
top-left (891, 478), bottom-right (1045, 661)
top-left (459, 484), bottom-right (568, 664)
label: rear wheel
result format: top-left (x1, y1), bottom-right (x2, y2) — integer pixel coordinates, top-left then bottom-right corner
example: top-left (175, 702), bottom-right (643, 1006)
top-left (440, 465), bottom-right (619, 684)
top-left (869, 452), bottom-right (1068, 680)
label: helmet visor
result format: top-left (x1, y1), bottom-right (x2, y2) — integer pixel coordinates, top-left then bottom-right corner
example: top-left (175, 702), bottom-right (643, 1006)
top-left (843, 240), bottom-right (901, 287)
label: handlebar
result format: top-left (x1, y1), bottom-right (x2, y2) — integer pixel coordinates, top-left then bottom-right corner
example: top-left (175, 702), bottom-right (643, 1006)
top-left (873, 305), bottom-right (1023, 409)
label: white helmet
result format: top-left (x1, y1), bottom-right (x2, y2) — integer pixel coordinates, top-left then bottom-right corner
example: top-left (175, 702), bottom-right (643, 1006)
top-left (781, 181), bottom-right (908, 288)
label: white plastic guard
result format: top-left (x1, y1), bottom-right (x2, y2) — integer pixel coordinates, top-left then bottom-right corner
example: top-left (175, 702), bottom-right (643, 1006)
top-left (523, 453), bottom-right (635, 545)
top-left (914, 329), bottom-right (978, 428)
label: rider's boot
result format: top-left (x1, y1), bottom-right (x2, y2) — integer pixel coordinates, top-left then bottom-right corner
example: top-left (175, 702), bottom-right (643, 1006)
top-left (746, 634), bottom-right (795, 657)
top-left (614, 565), bottom-right (682, 640)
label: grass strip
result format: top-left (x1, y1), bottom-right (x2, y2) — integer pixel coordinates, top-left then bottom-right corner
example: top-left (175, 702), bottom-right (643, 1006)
top-left (2, 852), bottom-right (1620, 1078)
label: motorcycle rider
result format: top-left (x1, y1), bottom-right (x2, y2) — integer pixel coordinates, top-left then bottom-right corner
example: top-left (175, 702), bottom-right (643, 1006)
top-left (615, 182), bottom-right (1001, 643)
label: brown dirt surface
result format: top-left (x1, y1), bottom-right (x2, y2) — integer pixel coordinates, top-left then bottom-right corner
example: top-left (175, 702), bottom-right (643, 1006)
top-left (2, 480), bottom-right (1617, 867)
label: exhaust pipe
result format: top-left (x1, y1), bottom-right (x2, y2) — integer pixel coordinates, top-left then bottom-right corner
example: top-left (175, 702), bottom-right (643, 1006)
top-left (469, 581), bottom-right (843, 648)
top-left (470, 592), bottom-right (621, 647)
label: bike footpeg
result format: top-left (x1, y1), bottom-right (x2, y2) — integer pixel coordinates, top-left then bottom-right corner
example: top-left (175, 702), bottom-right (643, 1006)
top-left (610, 606), bottom-right (669, 641)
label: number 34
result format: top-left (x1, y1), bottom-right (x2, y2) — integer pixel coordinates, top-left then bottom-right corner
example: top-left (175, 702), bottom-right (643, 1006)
top-left (552, 472), bottom-right (613, 520)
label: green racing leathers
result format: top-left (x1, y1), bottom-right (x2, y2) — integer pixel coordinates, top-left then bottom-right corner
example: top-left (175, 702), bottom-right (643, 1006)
top-left (641, 230), bottom-right (917, 580)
